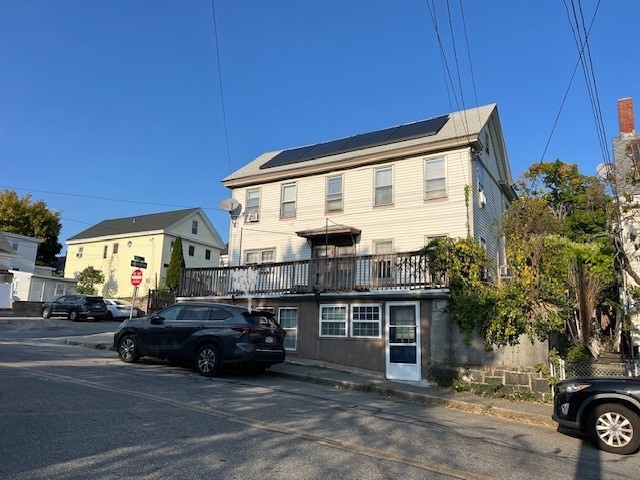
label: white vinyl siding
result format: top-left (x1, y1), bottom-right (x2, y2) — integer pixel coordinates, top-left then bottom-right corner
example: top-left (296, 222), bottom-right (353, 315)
top-left (229, 149), bottom-right (472, 263)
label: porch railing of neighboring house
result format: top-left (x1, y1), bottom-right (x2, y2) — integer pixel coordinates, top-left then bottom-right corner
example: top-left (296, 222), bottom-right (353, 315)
top-left (178, 251), bottom-right (445, 297)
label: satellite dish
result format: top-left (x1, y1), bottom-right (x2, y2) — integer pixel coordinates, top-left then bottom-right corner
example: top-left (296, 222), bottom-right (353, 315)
top-left (219, 198), bottom-right (240, 212)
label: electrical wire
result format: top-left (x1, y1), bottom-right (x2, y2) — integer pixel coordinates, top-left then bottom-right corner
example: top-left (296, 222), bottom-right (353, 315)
top-left (210, 0), bottom-right (233, 177)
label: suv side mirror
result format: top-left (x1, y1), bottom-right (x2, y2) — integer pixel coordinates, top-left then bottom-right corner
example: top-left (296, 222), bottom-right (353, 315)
top-left (150, 314), bottom-right (164, 325)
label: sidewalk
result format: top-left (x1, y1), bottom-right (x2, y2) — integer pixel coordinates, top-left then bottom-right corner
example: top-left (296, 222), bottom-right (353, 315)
top-left (65, 332), bottom-right (556, 428)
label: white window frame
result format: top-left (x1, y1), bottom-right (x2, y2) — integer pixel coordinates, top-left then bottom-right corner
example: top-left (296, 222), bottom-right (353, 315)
top-left (281, 183), bottom-right (297, 219)
top-left (192, 220), bottom-right (199, 235)
top-left (279, 307), bottom-right (299, 351)
top-left (245, 248), bottom-right (275, 265)
top-left (477, 162), bottom-right (485, 192)
top-left (319, 304), bottom-right (348, 338)
top-left (54, 283), bottom-right (66, 297)
top-left (188, 245), bottom-right (195, 257)
top-left (113, 242), bottom-right (119, 254)
top-left (326, 174), bottom-right (343, 213)
top-left (246, 188), bottom-right (261, 221)
top-left (424, 157), bottom-right (447, 200)
top-left (374, 166), bottom-right (393, 206)
top-left (373, 240), bottom-right (394, 281)
top-left (350, 304), bottom-right (382, 338)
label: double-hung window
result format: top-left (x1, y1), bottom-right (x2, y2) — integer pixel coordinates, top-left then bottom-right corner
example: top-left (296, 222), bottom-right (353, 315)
top-left (326, 175), bottom-right (343, 212)
top-left (246, 188), bottom-right (261, 221)
top-left (373, 240), bottom-right (394, 282)
top-left (245, 248), bottom-right (275, 265)
top-left (319, 304), bottom-right (381, 338)
top-left (374, 167), bottom-right (393, 206)
top-left (192, 220), bottom-right (198, 235)
top-left (281, 183), bottom-right (297, 218)
top-left (424, 157), bottom-right (446, 200)
top-left (279, 307), bottom-right (298, 351)
top-left (320, 305), bottom-right (348, 337)
top-left (351, 305), bottom-right (381, 338)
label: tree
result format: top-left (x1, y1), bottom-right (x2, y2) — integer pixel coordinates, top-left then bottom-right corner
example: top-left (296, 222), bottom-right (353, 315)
top-left (76, 266), bottom-right (105, 295)
top-left (504, 160), bottom-right (617, 352)
top-left (0, 190), bottom-right (62, 266)
top-left (166, 237), bottom-right (185, 291)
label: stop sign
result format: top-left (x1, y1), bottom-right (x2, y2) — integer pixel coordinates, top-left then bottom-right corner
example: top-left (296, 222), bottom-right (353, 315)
top-left (131, 269), bottom-right (143, 287)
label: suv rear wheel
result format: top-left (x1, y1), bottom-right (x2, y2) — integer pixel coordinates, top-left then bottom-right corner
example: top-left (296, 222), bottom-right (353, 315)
top-left (588, 403), bottom-right (640, 455)
top-left (195, 344), bottom-right (221, 377)
top-left (68, 309), bottom-right (79, 321)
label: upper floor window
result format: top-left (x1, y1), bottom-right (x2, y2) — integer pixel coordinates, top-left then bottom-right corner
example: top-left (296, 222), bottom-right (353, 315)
top-left (424, 157), bottom-right (446, 200)
top-left (281, 183), bottom-right (297, 218)
top-left (205, 249), bottom-right (211, 260)
top-left (77, 247), bottom-right (84, 258)
top-left (103, 245), bottom-right (108, 259)
top-left (326, 175), bottom-right (343, 213)
top-left (246, 188), bottom-right (261, 222)
top-left (484, 131), bottom-right (491, 155)
top-left (245, 248), bottom-right (275, 265)
top-left (113, 242), bottom-right (119, 254)
top-left (477, 162), bottom-right (485, 192)
top-left (374, 166), bottom-right (393, 206)
top-left (188, 245), bottom-right (195, 257)
top-left (192, 220), bottom-right (198, 235)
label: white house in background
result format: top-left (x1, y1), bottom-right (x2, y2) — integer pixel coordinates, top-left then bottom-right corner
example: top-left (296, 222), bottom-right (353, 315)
top-left (64, 208), bottom-right (225, 298)
top-left (613, 97), bottom-right (640, 354)
top-left (0, 231), bottom-right (78, 303)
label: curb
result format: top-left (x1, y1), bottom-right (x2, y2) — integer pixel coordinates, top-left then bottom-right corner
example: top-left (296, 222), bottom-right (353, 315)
top-left (266, 369), bottom-right (555, 428)
top-left (68, 338), bottom-right (555, 428)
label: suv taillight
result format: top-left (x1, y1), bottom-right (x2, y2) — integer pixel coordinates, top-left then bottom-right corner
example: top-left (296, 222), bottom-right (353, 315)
top-left (231, 326), bottom-right (265, 333)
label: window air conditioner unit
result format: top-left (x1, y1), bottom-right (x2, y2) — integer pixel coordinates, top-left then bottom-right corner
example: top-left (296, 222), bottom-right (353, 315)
top-left (246, 213), bottom-right (259, 222)
top-left (478, 190), bottom-right (487, 208)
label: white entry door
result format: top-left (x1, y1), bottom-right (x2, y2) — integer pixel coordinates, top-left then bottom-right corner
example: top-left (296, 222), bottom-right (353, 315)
top-left (385, 302), bottom-right (421, 381)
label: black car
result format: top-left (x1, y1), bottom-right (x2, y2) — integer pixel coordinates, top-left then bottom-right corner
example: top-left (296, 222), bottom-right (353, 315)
top-left (41, 295), bottom-right (108, 321)
top-left (113, 302), bottom-right (286, 377)
top-left (552, 377), bottom-right (640, 455)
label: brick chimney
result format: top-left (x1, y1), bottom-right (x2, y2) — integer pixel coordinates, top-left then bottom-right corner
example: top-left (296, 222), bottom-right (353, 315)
top-left (618, 97), bottom-right (635, 136)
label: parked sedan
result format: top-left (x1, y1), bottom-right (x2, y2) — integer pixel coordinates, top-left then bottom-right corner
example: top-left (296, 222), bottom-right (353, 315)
top-left (41, 295), bottom-right (108, 321)
top-left (552, 377), bottom-right (640, 455)
top-left (113, 301), bottom-right (286, 376)
top-left (104, 299), bottom-right (133, 320)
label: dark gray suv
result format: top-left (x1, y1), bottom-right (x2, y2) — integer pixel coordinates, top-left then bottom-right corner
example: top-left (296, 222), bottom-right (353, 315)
top-left (113, 302), bottom-right (286, 376)
top-left (41, 295), bottom-right (108, 321)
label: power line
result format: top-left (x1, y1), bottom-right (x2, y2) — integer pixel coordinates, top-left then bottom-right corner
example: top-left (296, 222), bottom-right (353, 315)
top-left (0, 185), bottom-right (226, 213)
top-left (210, 0), bottom-right (233, 176)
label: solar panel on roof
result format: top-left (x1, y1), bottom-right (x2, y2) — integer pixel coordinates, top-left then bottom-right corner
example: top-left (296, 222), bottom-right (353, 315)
top-left (260, 114), bottom-right (449, 170)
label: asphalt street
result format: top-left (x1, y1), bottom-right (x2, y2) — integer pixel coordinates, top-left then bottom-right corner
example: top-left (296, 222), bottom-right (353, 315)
top-left (1, 319), bottom-right (639, 479)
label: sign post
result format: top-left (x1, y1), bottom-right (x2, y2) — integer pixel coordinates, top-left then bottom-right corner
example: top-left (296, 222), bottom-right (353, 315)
top-left (130, 269), bottom-right (143, 319)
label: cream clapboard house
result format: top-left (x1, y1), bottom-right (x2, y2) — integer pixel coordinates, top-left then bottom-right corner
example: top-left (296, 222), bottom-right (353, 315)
top-left (65, 208), bottom-right (224, 298)
top-left (176, 104), bottom-right (541, 385)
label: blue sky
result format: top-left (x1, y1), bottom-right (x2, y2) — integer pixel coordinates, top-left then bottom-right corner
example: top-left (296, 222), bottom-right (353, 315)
top-left (1, 0), bottom-right (638, 253)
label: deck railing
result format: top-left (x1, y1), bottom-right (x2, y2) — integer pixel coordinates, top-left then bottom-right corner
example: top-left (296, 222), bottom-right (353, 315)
top-left (178, 251), bottom-right (446, 297)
